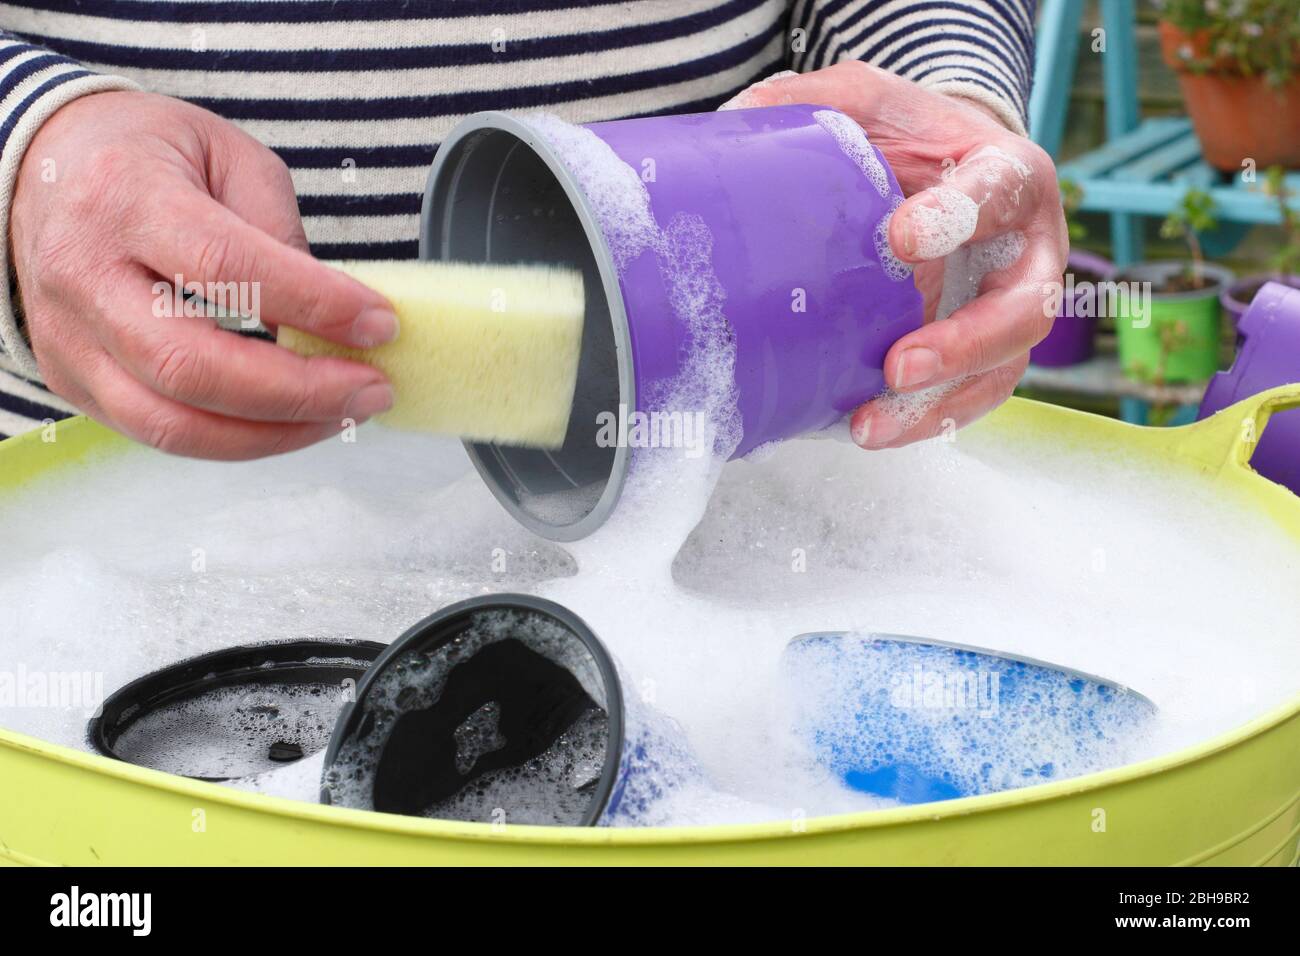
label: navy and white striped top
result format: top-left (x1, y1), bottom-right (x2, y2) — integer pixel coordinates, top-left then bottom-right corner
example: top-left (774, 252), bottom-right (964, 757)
top-left (0, 0), bottom-right (1036, 438)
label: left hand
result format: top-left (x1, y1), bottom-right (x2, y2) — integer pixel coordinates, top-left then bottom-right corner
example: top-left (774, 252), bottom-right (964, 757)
top-left (727, 62), bottom-right (1068, 449)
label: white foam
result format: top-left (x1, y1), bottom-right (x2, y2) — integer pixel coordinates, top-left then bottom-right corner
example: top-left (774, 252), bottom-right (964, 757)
top-left (910, 186), bottom-right (980, 261)
top-left (717, 70), bottom-right (798, 111)
top-left (874, 195), bottom-right (913, 282)
top-left (813, 108), bottom-right (892, 199)
top-left (110, 681), bottom-right (343, 779)
top-left (869, 377), bottom-right (970, 433)
top-left (936, 230), bottom-right (1027, 321)
top-left (2, 417), bottom-right (1299, 825)
top-left (524, 113), bottom-right (658, 272)
top-left (520, 116), bottom-right (742, 574)
top-left (962, 145), bottom-right (1032, 226)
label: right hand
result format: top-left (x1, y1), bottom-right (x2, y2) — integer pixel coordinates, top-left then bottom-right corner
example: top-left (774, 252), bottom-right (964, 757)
top-left (10, 90), bottom-right (397, 460)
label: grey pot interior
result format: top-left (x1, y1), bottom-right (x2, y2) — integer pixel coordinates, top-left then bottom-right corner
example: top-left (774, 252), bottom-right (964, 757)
top-left (420, 113), bottom-right (633, 541)
top-left (1114, 261), bottom-right (1236, 301)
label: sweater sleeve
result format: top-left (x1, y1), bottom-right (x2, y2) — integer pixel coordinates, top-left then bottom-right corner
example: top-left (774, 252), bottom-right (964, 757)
top-left (0, 31), bottom-right (138, 380)
top-left (789, 1), bottom-right (1037, 135)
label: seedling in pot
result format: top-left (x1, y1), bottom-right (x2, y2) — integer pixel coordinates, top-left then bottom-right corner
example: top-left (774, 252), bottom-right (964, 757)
top-left (1159, 189), bottom-right (1218, 292)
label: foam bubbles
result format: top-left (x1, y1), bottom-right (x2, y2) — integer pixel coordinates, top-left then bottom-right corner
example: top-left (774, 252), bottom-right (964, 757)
top-left (1, 416), bottom-right (1298, 825)
top-left (321, 607), bottom-right (612, 824)
top-left (717, 70), bottom-right (798, 111)
top-left (813, 108), bottom-right (892, 199)
top-left (910, 185), bottom-right (980, 261)
top-left (111, 682), bottom-right (345, 779)
top-left (936, 230), bottom-right (1027, 321)
top-left (523, 113), bottom-right (658, 272)
top-left (424, 707), bottom-right (608, 825)
top-left (784, 634), bottom-right (1155, 801)
top-left (869, 376), bottom-right (970, 433)
top-left (874, 196), bottom-right (913, 282)
top-left (519, 117), bottom-right (742, 575)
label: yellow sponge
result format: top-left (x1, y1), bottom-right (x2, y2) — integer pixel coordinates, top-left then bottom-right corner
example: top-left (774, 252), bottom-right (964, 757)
top-left (278, 260), bottom-right (584, 448)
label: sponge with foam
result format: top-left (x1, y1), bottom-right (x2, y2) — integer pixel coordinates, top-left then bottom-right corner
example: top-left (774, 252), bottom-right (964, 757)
top-left (278, 260), bottom-right (584, 448)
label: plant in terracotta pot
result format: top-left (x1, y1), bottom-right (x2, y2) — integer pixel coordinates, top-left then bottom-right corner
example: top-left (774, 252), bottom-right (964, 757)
top-left (1222, 165), bottom-right (1300, 324)
top-left (1115, 189), bottom-right (1233, 386)
top-left (1031, 179), bottom-right (1114, 367)
top-left (1157, 0), bottom-right (1300, 171)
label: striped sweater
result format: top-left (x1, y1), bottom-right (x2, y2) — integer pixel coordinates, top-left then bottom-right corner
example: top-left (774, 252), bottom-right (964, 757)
top-left (0, 0), bottom-right (1036, 439)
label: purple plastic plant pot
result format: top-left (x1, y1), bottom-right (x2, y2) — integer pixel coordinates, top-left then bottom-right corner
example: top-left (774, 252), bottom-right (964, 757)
top-left (1198, 280), bottom-right (1300, 495)
top-left (420, 107), bottom-right (924, 540)
top-left (1029, 249), bottom-right (1114, 367)
top-left (1220, 274), bottom-right (1300, 328)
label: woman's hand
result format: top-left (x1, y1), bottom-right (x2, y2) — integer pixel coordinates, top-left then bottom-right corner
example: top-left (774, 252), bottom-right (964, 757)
top-left (729, 62), bottom-right (1068, 448)
top-left (11, 90), bottom-right (397, 460)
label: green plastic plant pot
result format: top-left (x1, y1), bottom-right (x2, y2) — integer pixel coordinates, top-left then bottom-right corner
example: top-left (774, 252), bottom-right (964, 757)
top-left (1114, 261), bottom-right (1234, 385)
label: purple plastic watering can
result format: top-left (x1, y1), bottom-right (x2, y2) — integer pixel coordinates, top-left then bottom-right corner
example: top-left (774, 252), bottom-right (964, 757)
top-left (421, 106), bottom-right (925, 539)
top-left (1198, 280), bottom-right (1300, 496)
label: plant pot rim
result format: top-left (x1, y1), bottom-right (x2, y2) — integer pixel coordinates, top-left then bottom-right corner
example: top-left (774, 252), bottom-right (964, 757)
top-left (1113, 260), bottom-right (1235, 301)
top-left (1065, 249), bottom-right (1116, 280)
top-left (1222, 273), bottom-right (1300, 310)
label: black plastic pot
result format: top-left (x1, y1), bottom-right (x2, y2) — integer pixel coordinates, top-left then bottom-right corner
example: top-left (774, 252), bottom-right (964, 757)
top-left (88, 639), bottom-right (385, 781)
top-left (321, 595), bottom-right (627, 827)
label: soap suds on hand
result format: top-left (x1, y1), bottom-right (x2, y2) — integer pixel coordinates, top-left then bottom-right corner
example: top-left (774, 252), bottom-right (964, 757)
top-left (909, 186), bottom-right (980, 261)
top-left (717, 70), bottom-right (798, 111)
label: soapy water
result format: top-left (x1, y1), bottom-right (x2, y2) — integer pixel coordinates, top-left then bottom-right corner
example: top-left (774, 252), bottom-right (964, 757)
top-left (1, 111), bottom-right (1298, 827)
top-left (784, 634), bottom-right (1156, 802)
top-left (2, 416), bottom-right (1299, 824)
top-left (322, 607), bottom-right (612, 821)
top-left (107, 682), bottom-right (344, 779)
top-left (321, 605), bottom-right (726, 826)
top-left (424, 707), bottom-right (608, 826)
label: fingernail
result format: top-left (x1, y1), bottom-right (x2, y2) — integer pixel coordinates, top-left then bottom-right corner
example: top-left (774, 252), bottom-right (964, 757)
top-left (895, 214), bottom-right (916, 258)
top-left (851, 412), bottom-right (903, 448)
top-left (352, 308), bottom-right (399, 348)
top-left (895, 347), bottom-right (941, 389)
top-left (344, 383), bottom-right (394, 420)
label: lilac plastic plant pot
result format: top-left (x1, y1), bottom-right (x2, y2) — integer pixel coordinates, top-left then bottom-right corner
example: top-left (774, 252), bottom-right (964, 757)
top-left (1220, 275), bottom-right (1300, 328)
top-left (1198, 281), bottom-right (1300, 495)
top-left (1029, 250), bottom-right (1115, 367)
top-left (420, 107), bottom-right (924, 541)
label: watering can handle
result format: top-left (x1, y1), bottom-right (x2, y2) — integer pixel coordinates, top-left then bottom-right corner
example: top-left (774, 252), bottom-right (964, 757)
top-left (1211, 383), bottom-right (1300, 472)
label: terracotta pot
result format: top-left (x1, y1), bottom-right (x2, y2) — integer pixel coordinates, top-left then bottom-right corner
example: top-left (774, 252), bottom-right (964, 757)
top-left (1158, 21), bottom-right (1300, 172)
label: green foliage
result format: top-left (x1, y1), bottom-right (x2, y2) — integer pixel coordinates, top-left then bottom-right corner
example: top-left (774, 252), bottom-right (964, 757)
top-left (1059, 178), bottom-right (1087, 243)
top-left (1161, 188), bottom-right (1218, 236)
top-left (1262, 166), bottom-right (1300, 277)
top-left (1158, 0), bottom-right (1300, 87)
top-left (1160, 188), bottom-right (1218, 287)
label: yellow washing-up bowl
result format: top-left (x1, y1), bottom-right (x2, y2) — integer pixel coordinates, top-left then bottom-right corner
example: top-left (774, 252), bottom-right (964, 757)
top-left (2, 388), bottom-right (1299, 866)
